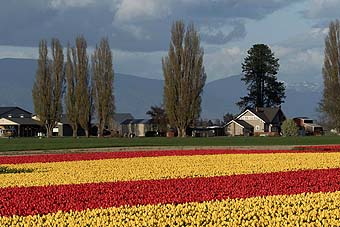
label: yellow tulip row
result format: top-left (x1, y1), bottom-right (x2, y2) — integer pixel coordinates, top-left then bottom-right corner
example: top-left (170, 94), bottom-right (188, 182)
top-left (1, 191), bottom-right (340, 226)
top-left (2, 152), bottom-right (340, 188)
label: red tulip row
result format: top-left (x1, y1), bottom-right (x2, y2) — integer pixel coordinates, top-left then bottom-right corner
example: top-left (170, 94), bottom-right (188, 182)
top-left (295, 145), bottom-right (340, 151)
top-left (0, 148), bottom-right (335, 164)
top-left (1, 167), bottom-right (340, 217)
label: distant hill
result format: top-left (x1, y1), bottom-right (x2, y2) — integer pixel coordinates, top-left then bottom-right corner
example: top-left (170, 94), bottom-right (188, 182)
top-left (0, 58), bottom-right (322, 119)
top-left (201, 75), bottom-right (322, 119)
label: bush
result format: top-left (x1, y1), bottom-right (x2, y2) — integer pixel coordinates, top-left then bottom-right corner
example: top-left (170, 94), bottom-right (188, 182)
top-left (282, 119), bottom-right (299, 136)
top-left (145, 131), bottom-right (157, 137)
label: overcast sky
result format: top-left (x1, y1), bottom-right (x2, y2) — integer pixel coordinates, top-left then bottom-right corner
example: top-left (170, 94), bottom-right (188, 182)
top-left (0, 0), bottom-right (338, 84)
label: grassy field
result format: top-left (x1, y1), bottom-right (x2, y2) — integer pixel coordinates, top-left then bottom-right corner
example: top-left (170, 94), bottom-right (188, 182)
top-left (0, 135), bottom-right (340, 152)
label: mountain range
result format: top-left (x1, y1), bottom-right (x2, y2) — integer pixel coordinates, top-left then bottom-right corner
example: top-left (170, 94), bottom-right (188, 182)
top-left (0, 58), bottom-right (322, 120)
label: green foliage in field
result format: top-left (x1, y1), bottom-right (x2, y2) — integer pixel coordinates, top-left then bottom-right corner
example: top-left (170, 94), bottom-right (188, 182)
top-left (0, 136), bottom-right (340, 152)
top-left (0, 166), bottom-right (33, 174)
top-left (282, 119), bottom-right (299, 136)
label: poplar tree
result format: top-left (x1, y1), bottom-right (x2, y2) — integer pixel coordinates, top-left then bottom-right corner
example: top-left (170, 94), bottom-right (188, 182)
top-left (163, 21), bottom-right (206, 137)
top-left (65, 44), bottom-right (78, 137)
top-left (75, 36), bottom-right (92, 137)
top-left (320, 19), bottom-right (340, 131)
top-left (65, 36), bottom-right (92, 137)
top-left (92, 38), bottom-right (115, 137)
top-left (32, 39), bottom-right (64, 138)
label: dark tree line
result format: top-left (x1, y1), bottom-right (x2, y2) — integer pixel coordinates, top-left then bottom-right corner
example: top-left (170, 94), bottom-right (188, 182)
top-left (33, 36), bottom-right (115, 138)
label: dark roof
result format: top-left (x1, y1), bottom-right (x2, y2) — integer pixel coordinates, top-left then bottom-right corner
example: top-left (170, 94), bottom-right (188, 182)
top-left (247, 107), bottom-right (283, 123)
top-left (121, 119), bottom-right (153, 125)
top-left (5, 117), bottom-right (41, 125)
top-left (114, 113), bottom-right (134, 124)
top-left (0, 107), bottom-right (14, 115)
top-left (235, 120), bottom-right (254, 129)
top-left (0, 107), bottom-right (32, 116)
top-left (226, 119), bottom-right (254, 129)
top-left (121, 119), bottom-right (134, 125)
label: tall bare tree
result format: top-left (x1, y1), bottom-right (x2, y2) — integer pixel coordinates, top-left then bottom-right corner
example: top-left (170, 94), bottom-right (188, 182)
top-left (92, 38), bottom-right (115, 137)
top-left (50, 38), bottom-right (65, 127)
top-left (75, 36), bottom-right (92, 137)
top-left (65, 36), bottom-right (92, 137)
top-left (32, 39), bottom-right (64, 138)
top-left (65, 44), bottom-right (78, 137)
top-left (163, 21), bottom-right (206, 137)
top-left (320, 20), bottom-right (340, 132)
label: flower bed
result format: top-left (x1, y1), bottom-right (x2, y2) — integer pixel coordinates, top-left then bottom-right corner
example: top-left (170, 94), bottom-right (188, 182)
top-left (294, 145), bottom-right (340, 151)
top-left (1, 149), bottom-right (340, 226)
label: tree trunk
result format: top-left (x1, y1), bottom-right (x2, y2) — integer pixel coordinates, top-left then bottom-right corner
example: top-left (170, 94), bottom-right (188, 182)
top-left (72, 124), bottom-right (78, 138)
top-left (85, 129), bottom-right (89, 138)
top-left (177, 127), bottom-right (182, 137)
top-left (181, 128), bottom-right (186, 138)
top-left (46, 125), bottom-right (53, 138)
top-left (177, 127), bottom-right (187, 137)
top-left (98, 120), bottom-right (104, 137)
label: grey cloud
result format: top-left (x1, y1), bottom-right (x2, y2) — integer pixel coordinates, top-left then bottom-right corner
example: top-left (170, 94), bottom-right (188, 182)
top-left (202, 21), bottom-right (246, 45)
top-left (0, 0), bottom-right (303, 51)
top-left (303, 0), bottom-right (340, 19)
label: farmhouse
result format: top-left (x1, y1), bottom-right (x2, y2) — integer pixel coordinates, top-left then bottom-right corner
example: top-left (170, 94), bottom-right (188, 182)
top-left (293, 117), bottom-right (323, 136)
top-left (0, 107), bottom-right (42, 137)
top-left (121, 118), bottom-right (157, 137)
top-left (52, 113), bottom-right (135, 137)
top-left (225, 107), bottom-right (286, 136)
top-left (112, 113), bottom-right (134, 135)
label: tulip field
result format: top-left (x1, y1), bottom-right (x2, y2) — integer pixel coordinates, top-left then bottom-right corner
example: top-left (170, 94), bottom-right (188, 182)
top-left (2, 146), bottom-right (340, 226)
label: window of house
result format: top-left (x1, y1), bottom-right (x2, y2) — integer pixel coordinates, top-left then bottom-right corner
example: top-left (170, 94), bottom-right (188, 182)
top-left (303, 120), bottom-right (313, 124)
top-left (255, 125), bottom-right (260, 131)
top-left (8, 114), bottom-right (12, 118)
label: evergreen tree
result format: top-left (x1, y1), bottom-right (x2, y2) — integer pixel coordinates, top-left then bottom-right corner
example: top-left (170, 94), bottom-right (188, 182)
top-left (163, 21), bottom-right (206, 137)
top-left (146, 105), bottom-right (167, 133)
top-left (237, 44), bottom-right (285, 109)
top-left (223, 112), bottom-right (235, 124)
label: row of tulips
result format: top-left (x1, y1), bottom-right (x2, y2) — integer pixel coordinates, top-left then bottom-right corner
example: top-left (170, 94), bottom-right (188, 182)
top-left (295, 145), bottom-right (340, 151)
top-left (1, 168), bottom-right (340, 217)
top-left (1, 191), bottom-right (340, 226)
top-left (2, 152), bottom-right (340, 188)
top-left (1, 147), bottom-right (337, 165)
top-left (2, 148), bottom-right (340, 226)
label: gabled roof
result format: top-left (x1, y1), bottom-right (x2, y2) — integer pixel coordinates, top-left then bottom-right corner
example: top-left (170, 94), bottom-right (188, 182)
top-left (226, 119), bottom-right (254, 129)
top-left (114, 113), bottom-right (134, 124)
top-left (237, 107), bottom-right (285, 123)
top-left (0, 107), bottom-right (14, 115)
top-left (0, 107), bottom-right (32, 116)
